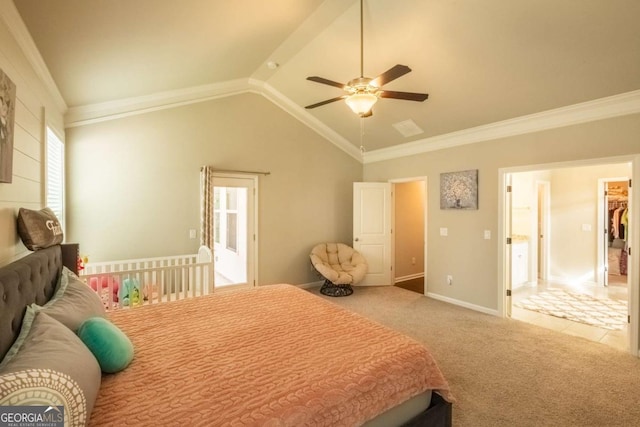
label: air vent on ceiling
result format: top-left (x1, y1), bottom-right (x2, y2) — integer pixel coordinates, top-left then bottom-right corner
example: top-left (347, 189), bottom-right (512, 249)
top-left (392, 119), bottom-right (424, 137)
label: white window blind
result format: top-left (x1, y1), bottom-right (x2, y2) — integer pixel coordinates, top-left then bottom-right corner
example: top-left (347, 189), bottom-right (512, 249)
top-left (46, 127), bottom-right (64, 227)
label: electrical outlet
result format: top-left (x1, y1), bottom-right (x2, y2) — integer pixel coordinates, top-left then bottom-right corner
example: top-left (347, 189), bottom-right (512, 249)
top-left (411, 257), bottom-right (416, 265)
top-left (447, 275), bottom-right (453, 286)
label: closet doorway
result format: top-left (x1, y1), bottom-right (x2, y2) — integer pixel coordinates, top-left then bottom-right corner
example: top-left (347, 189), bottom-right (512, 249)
top-left (600, 179), bottom-right (630, 288)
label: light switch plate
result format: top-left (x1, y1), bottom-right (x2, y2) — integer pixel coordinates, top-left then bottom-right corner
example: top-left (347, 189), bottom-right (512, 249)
top-left (484, 230), bottom-right (491, 240)
top-left (440, 227), bottom-right (448, 236)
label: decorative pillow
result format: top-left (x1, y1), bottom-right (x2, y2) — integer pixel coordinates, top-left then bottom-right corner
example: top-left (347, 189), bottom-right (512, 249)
top-left (0, 304), bottom-right (37, 369)
top-left (0, 369), bottom-right (85, 427)
top-left (17, 207), bottom-right (64, 251)
top-left (77, 317), bottom-right (134, 374)
top-left (36, 267), bottom-right (106, 331)
top-left (0, 307), bottom-right (101, 421)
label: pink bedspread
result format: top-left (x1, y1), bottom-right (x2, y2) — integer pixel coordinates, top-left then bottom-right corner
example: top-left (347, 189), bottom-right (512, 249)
top-left (90, 284), bottom-right (451, 426)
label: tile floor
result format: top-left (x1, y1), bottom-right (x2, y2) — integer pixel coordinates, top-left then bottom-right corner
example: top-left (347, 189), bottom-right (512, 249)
top-left (511, 276), bottom-right (629, 352)
top-left (215, 272), bottom-right (233, 286)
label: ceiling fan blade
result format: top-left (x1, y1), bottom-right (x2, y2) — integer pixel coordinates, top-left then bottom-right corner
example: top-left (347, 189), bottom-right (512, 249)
top-left (305, 95), bottom-right (348, 109)
top-left (379, 90), bottom-right (429, 102)
top-left (306, 76), bottom-right (347, 90)
top-left (370, 64), bottom-right (412, 87)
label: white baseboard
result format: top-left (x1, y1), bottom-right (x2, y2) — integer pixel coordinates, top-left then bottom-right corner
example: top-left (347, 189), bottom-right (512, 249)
top-left (297, 280), bottom-right (323, 290)
top-left (426, 292), bottom-right (500, 317)
top-left (395, 273), bottom-right (424, 283)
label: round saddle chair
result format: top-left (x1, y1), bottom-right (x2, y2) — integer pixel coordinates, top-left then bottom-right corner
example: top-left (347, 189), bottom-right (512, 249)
top-left (309, 243), bottom-right (368, 297)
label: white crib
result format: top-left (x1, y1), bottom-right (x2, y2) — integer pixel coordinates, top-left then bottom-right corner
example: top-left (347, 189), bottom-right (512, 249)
top-left (80, 246), bottom-right (213, 310)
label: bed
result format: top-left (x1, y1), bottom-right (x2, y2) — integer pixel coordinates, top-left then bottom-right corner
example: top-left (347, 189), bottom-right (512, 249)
top-left (0, 245), bottom-right (453, 426)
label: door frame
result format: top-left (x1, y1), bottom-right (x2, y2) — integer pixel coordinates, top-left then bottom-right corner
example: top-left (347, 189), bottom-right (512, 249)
top-left (498, 154), bottom-right (639, 357)
top-left (535, 180), bottom-right (551, 282)
top-left (504, 173), bottom-right (513, 317)
top-left (390, 177), bottom-right (428, 294)
top-left (597, 176), bottom-right (630, 287)
top-left (211, 172), bottom-right (258, 289)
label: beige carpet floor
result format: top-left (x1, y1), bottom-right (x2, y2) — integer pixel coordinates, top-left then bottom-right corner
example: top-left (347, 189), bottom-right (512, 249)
top-left (312, 285), bottom-right (640, 427)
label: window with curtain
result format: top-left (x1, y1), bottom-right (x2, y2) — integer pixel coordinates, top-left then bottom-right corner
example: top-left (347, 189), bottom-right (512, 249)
top-left (46, 127), bottom-right (64, 228)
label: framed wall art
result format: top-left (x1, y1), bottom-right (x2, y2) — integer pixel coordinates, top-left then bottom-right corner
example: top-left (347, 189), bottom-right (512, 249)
top-left (440, 169), bottom-right (478, 210)
top-left (0, 68), bottom-right (16, 183)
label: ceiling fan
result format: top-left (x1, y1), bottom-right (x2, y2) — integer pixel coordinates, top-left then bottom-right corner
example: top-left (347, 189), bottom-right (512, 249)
top-left (305, 0), bottom-right (429, 117)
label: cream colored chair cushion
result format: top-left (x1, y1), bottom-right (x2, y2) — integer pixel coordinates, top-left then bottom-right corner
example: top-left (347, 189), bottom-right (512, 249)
top-left (310, 243), bottom-right (368, 285)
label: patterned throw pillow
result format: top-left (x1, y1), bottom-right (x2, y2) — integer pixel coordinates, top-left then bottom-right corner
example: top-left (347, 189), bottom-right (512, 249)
top-left (0, 307), bottom-right (101, 422)
top-left (17, 207), bottom-right (64, 251)
top-left (0, 369), bottom-right (86, 427)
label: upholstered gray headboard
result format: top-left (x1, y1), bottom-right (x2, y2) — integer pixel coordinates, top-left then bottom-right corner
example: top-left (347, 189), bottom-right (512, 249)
top-left (0, 245), bottom-right (62, 360)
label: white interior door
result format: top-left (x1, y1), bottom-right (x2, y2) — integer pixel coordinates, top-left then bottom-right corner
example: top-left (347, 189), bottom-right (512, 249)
top-left (353, 182), bottom-right (392, 286)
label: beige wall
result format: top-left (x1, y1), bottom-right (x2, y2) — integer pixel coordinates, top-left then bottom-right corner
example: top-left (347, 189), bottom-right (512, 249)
top-left (0, 11), bottom-right (65, 265)
top-left (511, 164), bottom-right (631, 285)
top-left (511, 170), bottom-right (550, 237)
top-left (548, 163), bottom-right (631, 282)
top-left (364, 113), bottom-right (640, 311)
top-left (394, 181), bottom-right (425, 279)
top-left (65, 93), bottom-right (362, 285)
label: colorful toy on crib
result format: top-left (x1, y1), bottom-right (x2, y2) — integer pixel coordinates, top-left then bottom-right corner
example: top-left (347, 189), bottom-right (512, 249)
top-left (119, 278), bottom-right (142, 307)
top-left (89, 276), bottom-right (119, 306)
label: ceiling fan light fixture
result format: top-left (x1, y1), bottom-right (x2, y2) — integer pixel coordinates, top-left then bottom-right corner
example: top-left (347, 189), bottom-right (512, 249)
top-left (345, 92), bottom-right (378, 116)
top-left (304, 0), bottom-right (428, 116)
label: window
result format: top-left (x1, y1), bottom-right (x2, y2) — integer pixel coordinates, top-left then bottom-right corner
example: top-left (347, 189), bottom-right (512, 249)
top-left (226, 212), bottom-right (237, 252)
top-left (46, 127), bottom-right (64, 228)
top-left (212, 186), bottom-right (239, 253)
top-left (225, 189), bottom-right (238, 252)
top-left (213, 188), bottom-right (221, 244)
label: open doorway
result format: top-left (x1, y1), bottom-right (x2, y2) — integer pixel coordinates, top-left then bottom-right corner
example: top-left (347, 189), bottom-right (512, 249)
top-left (211, 174), bottom-right (257, 290)
top-left (392, 179), bottom-right (426, 295)
top-left (601, 179), bottom-right (630, 287)
top-left (502, 160), bottom-right (634, 353)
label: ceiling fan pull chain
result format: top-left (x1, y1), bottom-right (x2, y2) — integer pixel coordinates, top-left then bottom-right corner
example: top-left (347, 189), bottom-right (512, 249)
top-left (360, 116), bottom-right (366, 154)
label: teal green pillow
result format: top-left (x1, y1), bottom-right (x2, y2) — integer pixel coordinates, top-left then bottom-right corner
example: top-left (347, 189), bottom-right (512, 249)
top-left (77, 317), bottom-right (133, 374)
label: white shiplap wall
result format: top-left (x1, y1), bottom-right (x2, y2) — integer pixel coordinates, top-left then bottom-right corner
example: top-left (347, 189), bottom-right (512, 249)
top-left (0, 1), bottom-right (66, 265)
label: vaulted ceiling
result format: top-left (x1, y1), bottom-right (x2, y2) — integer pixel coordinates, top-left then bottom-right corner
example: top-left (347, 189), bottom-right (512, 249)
top-left (13, 0), bottom-right (640, 158)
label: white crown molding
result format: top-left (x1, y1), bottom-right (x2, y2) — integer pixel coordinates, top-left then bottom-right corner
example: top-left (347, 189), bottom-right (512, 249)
top-left (65, 78), bottom-right (252, 128)
top-left (363, 90), bottom-right (640, 164)
top-left (65, 76), bottom-right (363, 161)
top-left (0, 0), bottom-right (67, 113)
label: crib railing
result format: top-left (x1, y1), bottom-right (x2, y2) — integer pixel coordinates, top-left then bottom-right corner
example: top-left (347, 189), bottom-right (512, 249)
top-left (81, 251), bottom-right (213, 310)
